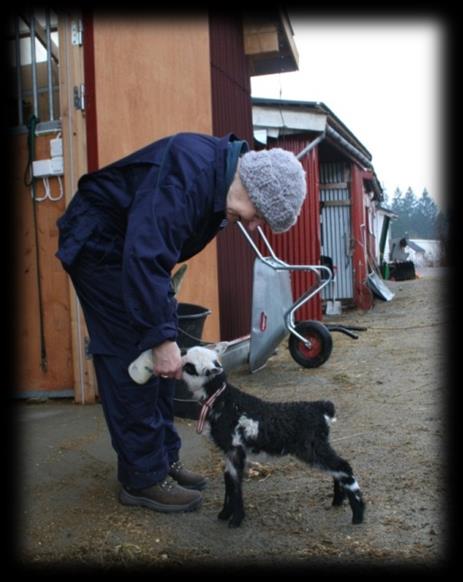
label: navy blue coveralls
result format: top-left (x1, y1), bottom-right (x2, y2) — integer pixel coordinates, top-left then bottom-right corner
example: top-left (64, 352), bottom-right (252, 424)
top-left (56, 133), bottom-right (247, 490)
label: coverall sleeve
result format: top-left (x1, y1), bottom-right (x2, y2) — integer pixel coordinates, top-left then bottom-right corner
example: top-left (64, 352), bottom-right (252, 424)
top-left (122, 178), bottom-right (190, 351)
top-left (122, 146), bottom-right (217, 352)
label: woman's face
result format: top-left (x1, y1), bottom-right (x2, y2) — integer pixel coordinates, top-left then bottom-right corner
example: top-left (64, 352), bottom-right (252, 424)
top-left (226, 168), bottom-right (266, 231)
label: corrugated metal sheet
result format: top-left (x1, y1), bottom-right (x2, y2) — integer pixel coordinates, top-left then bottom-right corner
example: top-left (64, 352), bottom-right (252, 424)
top-left (257, 135), bottom-right (322, 322)
top-left (209, 13), bottom-right (255, 340)
top-left (319, 162), bottom-right (354, 300)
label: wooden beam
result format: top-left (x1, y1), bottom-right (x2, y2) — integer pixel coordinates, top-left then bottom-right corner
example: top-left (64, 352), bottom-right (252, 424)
top-left (243, 12), bottom-right (299, 76)
top-left (58, 12), bottom-right (98, 404)
top-left (278, 9), bottom-right (299, 67)
top-left (320, 182), bottom-right (349, 190)
top-left (243, 24), bottom-right (279, 56)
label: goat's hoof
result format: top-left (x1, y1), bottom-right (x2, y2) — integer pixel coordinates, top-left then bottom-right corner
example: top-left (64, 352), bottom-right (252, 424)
top-left (351, 501), bottom-right (365, 524)
top-left (228, 515), bottom-right (244, 528)
top-left (352, 510), bottom-right (364, 524)
top-left (218, 509), bottom-right (232, 521)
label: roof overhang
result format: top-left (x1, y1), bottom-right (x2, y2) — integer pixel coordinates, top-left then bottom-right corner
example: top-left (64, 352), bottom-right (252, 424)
top-left (361, 169), bottom-right (384, 202)
top-left (252, 97), bottom-right (385, 201)
top-left (243, 10), bottom-right (299, 76)
top-left (252, 99), bottom-right (371, 165)
top-left (253, 105), bottom-right (327, 135)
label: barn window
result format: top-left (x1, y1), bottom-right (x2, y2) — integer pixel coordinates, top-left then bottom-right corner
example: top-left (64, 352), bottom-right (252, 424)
top-left (7, 10), bottom-right (60, 132)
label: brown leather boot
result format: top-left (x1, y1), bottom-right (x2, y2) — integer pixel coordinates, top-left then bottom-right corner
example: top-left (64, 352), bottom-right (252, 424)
top-left (169, 460), bottom-right (207, 491)
top-left (119, 476), bottom-right (202, 513)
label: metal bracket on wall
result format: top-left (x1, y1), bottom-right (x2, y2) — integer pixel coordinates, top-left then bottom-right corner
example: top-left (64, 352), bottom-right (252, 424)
top-left (84, 337), bottom-right (93, 359)
top-left (71, 19), bottom-right (83, 46)
top-left (73, 84), bottom-right (85, 111)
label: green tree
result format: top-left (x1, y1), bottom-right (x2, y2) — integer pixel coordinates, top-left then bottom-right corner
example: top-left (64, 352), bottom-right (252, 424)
top-left (390, 187), bottom-right (417, 238)
top-left (389, 186), bottom-right (447, 241)
top-left (415, 188), bottom-right (439, 238)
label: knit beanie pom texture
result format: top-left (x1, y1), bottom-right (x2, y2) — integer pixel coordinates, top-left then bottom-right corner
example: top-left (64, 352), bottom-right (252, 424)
top-left (239, 148), bottom-right (307, 233)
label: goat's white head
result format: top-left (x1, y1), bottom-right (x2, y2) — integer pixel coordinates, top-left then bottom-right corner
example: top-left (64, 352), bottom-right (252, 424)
top-left (181, 343), bottom-right (228, 398)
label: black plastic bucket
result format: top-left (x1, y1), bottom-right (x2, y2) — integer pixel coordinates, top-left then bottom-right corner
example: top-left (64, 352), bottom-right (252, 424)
top-left (177, 303), bottom-right (211, 348)
top-left (174, 303), bottom-right (211, 420)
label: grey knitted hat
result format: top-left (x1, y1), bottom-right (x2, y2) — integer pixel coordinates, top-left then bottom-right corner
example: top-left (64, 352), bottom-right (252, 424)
top-left (239, 148), bottom-right (307, 233)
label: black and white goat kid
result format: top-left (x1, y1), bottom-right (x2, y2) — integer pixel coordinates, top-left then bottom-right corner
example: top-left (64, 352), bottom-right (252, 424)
top-left (182, 345), bottom-right (365, 528)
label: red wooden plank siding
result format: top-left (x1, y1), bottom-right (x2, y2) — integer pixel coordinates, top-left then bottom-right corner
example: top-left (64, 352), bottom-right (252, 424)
top-left (259, 135), bottom-right (323, 321)
top-left (209, 12), bottom-right (256, 340)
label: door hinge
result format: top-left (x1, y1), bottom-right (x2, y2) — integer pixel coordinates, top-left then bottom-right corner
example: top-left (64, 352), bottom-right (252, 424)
top-left (73, 84), bottom-right (85, 111)
top-left (71, 19), bottom-right (83, 46)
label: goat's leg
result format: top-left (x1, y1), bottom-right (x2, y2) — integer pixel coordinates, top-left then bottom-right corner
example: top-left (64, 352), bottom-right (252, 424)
top-left (341, 475), bottom-right (364, 524)
top-left (228, 447), bottom-right (246, 528)
top-left (311, 441), bottom-right (365, 524)
top-left (218, 447), bottom-right (246, 528)
top-left (218, 470), bottom-right (234, 521)
top-left (332, 476), bottom-right (347, 506)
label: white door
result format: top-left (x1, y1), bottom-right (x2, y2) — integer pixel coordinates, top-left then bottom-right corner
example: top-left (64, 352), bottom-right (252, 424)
top-left (320, 162), bottom-right (354, 301)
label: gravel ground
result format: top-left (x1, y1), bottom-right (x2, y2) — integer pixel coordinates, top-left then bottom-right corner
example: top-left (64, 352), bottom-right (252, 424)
top-left (14, 268), bottom-right (453, 573)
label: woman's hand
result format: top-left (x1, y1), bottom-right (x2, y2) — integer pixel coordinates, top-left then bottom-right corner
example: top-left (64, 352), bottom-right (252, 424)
top-left (152, 341), bottom-right (182, 380)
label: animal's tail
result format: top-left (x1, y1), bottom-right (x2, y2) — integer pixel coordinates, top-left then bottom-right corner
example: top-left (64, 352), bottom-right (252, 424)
top-left (321, 400), bottom-right (336, 420)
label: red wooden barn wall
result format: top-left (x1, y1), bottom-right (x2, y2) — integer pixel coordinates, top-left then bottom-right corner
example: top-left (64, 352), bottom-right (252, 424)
top-left (260, 135), bottom-right (323, 322)
top-left (209, 12), bottom-right (256, 340)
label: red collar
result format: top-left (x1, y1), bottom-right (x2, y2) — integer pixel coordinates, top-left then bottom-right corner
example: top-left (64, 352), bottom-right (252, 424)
top-left (196, 382), bottom-right (227, 434)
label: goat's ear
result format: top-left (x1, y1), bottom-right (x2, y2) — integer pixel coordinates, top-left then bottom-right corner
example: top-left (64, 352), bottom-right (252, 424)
top-left (212, 341), bottom-right (229, 357)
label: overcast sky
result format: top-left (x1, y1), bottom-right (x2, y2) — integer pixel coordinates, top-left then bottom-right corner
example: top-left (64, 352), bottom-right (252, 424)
top-left (251, 17), bottom-right (444, 209)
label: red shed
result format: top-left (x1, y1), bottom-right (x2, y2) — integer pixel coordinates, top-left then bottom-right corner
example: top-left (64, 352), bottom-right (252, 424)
top-left (251, 98), bottom-right (384, 318)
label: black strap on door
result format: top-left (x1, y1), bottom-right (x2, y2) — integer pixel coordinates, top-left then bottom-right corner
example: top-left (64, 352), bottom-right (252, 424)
top-left (24, 115), bottom-right (48, 372)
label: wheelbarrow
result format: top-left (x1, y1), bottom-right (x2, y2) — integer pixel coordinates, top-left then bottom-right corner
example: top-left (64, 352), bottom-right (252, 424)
top-left (223, 222), bottom-right (334, 373)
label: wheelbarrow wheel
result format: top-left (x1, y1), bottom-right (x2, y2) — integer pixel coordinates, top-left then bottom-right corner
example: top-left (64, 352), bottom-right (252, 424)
top-left (288, 321), bottom-right (333, 369)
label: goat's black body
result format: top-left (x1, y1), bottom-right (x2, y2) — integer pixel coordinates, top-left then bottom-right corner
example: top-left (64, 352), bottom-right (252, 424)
top-left (208, 378), bottom-right (334, 458)
top-left (200, 373), bottom-right (365, 528)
